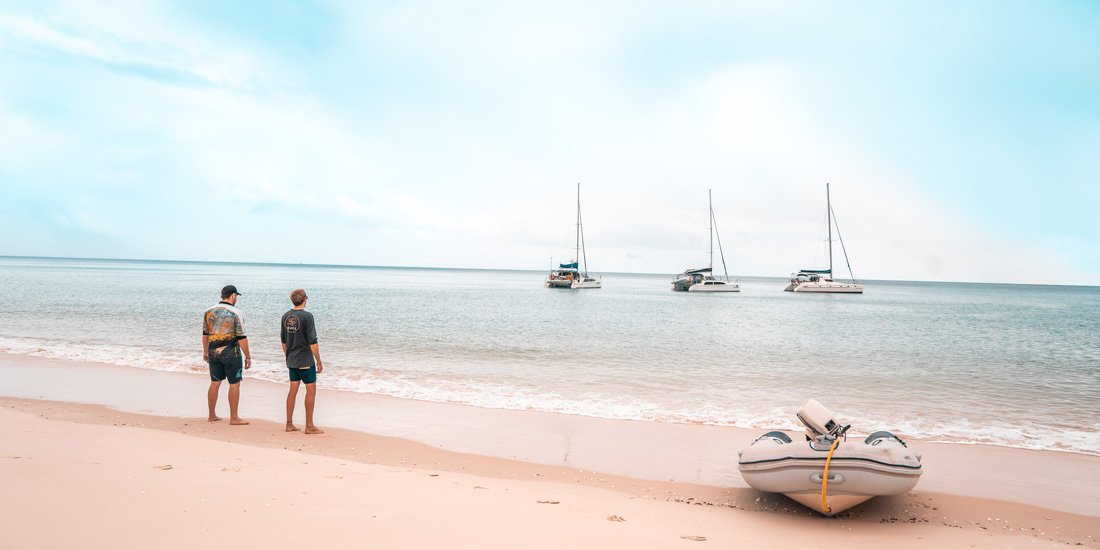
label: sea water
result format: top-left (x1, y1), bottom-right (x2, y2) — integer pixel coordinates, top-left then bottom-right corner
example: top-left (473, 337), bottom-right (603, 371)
top-left (2, 256), bottom-right (1097, 455)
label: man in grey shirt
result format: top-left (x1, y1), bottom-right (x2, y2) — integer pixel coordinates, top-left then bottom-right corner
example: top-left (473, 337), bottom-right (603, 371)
top-left (280, 288), bottom-right (325, 434)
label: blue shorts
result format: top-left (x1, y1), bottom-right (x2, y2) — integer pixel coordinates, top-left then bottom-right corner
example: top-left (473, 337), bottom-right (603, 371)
top-left (209, 355), bottom-right (243, 384)
top-left (289, 366), bottom-right (317, 384)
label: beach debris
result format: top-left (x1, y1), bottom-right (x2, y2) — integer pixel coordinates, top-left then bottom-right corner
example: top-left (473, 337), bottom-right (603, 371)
top-left (607, 515), bottom-right (626, 522)
top-left (680, 536), bottom-right (706, 542)
top-left (153, 464), bottom-right (173, 470)
top-left (537, 500), bottom-right (560, 505)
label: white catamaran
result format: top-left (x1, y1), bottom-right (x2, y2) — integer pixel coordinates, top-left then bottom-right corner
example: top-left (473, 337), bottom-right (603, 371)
top-left (784, 183), bottom-right (864, 293)
top-left (545, 183), bottom-right (601, 290)
top-left (672, 190), bottom-right (740, 293)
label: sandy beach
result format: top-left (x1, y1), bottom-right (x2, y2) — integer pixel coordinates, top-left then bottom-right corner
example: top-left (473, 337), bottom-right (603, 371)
top-left (2, 354), bottom-right (1098, 549)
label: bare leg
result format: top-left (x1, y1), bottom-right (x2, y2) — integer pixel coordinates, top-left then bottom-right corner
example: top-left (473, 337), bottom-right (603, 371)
top-left (207, 381), bottom-right (222, 422)
top-left (286, 381), bottom-right (301, 432)
top-left (228, 382), bottom-right (249, 425)
top-left (304, 383), bottom-right (323, 434)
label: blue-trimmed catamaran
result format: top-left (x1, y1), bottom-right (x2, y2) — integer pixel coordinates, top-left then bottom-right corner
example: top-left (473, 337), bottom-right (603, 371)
top-left (545, 183), bottom-right (601, 289)
top-left (671, 190), bottom-right (740, 292)
top-left (784, 183), bottom-right (864, 293)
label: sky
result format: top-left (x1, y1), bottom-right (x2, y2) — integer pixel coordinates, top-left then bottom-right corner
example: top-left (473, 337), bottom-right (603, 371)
top-left (1, 1), bottom-right (1097, 285)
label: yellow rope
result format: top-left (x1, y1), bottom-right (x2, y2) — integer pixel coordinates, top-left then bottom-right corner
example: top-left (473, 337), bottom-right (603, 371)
top-left (821, 437), bottom-right (840, 514)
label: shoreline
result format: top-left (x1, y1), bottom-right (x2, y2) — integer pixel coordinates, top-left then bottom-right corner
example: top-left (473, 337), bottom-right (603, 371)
top-left (2, 353), bottom-right (1099, 547)
top-left (3, 332), bottom-right (1096, 458)
top-left (2, 346), bottom-right (1096, 459)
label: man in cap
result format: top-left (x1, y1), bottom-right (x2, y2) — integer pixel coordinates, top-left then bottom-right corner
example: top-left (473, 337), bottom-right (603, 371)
top-left (201, 284), bottom-right (251, 424)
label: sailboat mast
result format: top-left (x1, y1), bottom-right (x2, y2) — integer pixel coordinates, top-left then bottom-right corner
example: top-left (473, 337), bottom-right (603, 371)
top-left (827, 182), bottom-right (833, 276)
top-left (575, 183), bottom-right (581, 273)
top-left (579, 192), bottom-right (590, 275)
top-left (708, 189), bottom-right (714, 271)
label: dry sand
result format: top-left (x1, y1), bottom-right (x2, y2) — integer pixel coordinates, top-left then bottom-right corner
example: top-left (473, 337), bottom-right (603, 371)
top-left (2, 354), bottom-right (1099, 548)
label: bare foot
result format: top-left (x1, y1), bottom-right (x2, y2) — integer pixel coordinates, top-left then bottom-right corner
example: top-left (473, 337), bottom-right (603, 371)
top-left (229, 418), bottom-right (250, 426)
top-left (304, 426), bottom-right (325, 435)
top-left (286, 423), bottom-right (300, 432)
top-left (208, 416), bottom-right (222, 422)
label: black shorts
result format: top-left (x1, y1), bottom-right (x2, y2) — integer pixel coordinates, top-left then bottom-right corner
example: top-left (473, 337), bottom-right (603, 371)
top-left (209, 355), bottom-right (243, 384)
top-left (289, 366), bottom-right (317, 384)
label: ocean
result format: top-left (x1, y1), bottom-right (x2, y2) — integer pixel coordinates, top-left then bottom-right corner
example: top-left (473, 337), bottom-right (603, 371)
top-left (2, 256), bottom-right (1098, 455)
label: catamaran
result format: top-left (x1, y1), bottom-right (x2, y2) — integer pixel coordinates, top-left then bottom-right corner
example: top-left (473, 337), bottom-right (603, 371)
top-left (671, 190), bottom-right (740, 292)
top-left (784, 183), bottom-right (864, 293)
top-left (545, 183), bottom-right (601, 290)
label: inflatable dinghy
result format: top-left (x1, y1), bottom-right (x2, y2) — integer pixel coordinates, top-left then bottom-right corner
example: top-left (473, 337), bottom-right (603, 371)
top-left (737, 400), bottom-right (922, 516)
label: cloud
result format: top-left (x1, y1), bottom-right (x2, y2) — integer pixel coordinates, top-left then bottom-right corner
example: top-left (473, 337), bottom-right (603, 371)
top-left (53, 208), bottom-right (124, 236)
top-left (0, 1), bottom-right (1094, 284)
top-left (0, 3), bottom-right (272, 89)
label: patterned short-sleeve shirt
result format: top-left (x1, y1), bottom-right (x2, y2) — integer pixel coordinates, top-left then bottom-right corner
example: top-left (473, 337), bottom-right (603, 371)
top-left (202, 301), bottom-right (246, 359)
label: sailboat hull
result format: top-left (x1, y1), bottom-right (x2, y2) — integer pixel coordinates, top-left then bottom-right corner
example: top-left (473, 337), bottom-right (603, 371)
top-left (688, 282), bottom-right (740, 292)
top-left (791, 282), bottom-right (864, 293)
top-left (571, 278), bottom-right (602, 289)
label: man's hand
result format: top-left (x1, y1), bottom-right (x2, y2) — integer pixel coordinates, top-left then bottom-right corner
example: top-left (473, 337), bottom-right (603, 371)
top-left (244, 357), bottom-right (252, 370)
top-left (317, 361), bottom-right (324, 374)
top-left (202, 353), bottom-right (208, 362)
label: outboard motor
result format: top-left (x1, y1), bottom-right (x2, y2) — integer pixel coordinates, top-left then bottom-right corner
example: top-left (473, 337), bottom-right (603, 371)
top-left (796, 400), bottom-right (850, 447)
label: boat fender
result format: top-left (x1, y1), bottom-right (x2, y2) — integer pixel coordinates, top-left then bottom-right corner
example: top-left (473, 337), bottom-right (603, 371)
top-left (864, 431), bottom-right (907, 447)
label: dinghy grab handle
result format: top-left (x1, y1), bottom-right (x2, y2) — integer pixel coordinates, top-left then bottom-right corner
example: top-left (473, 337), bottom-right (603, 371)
top-left (810, 472), bottom-right (844, 484)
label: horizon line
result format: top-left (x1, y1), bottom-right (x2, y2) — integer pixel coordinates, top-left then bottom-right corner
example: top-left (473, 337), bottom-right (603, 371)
top-left (1, 254), bottom-right (1095, 289)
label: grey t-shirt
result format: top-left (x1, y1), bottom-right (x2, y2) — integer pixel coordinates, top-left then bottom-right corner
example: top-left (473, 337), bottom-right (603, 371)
top-left (280, 309), bottom-right (318, 369)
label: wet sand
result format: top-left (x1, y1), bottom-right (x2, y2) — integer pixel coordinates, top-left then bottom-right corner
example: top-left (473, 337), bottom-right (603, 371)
top-left (2, 354), bottom-right (1098, 548)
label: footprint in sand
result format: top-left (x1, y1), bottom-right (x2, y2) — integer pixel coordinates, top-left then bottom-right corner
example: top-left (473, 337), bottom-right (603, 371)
top-left (221, 467), bottom-right (241, 472)
top-left (536, 500), bottom-right (560, 505)
top-left (680, 535), bottom-right (706, 541)
top-left (607, 515), bottom-right (625, 522)
top-left (153, 465), bottom-right (173, 470)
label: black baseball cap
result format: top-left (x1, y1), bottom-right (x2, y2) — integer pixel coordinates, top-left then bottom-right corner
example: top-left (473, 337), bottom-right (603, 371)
top-left (221, 285), bottom-right (241, 299)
